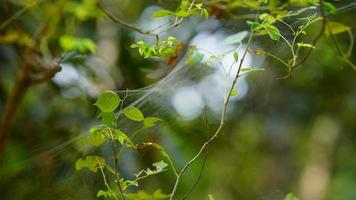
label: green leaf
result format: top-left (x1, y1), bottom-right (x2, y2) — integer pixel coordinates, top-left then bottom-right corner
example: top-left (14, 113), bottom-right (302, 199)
top-left (175, 10), bottom-right (188, 17)
top-left (59, 35), bottom-right (76, 51)
top-left (326, 21), bottom-right (351, 35)
top-left (152, 10), bottom-right (173, 18)
top-left (230, 89), bottom-right (238, 96)
top-left (119, 179), bottom-right (138, 190)
top-left (202, 9), bottom-right (209, 19)
top-left (94, 90), bottom-right (121, 112)
top-left (284, 193), bottom-right (299, 200)
top-left (189, 50), bottom-right (204, 65)
top-left (98, 111), bottom-right (117, 126)
top-left (122, 106), bottom-right (144, 121)
top-left (208, 194), bottom-right (216, 200)
top-left (224, 31), bottom-right (248, 45)
top-left (114, 129), bottom-right (128, 145)
top-left (82, 38), bottom-right (96, 53)
top-left (143, 117), bottom-right (161, 128)
top-left (75, 156), bottom-right (106, 172)
top-left (264, 24), bottom-right (280, 41)
top-left (97, 190), bottom-right (115, 198)
top-left (247, 21), bottom-right (260, 30)
top-left (89, 127), bottom-right (106, 147)
top-left (233, 52), bottom-right (239, 61)
top-left (259, 13), bottom-right (276, 24)
top-left (153, 160), bottom-right (168, 172)
top-left (323, 2), bottom-right (336, 14)
top-left (59, 35), bottom-right (96, 53)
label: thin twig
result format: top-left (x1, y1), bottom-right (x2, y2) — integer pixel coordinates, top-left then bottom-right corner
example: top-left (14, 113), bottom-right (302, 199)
top-left (0, 0), bottom-right (47, 32)
top-left (292, 0), bottom-right (327, 69)
top-left (97, 3), bottom-right (159, 38)
top-left (181, 150), bottom-right (208, 200)
top-left (169, 30), bottom-right (255, 200)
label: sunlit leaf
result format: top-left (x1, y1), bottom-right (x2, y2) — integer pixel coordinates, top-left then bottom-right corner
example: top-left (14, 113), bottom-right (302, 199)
top-left (263, 24), bottom-right (280, 41)
top-left (326, 21), bottom-right (351, 35)
top-left (233, 52), bottom-right (239, 61)
top-left (122, 107), bottom-right (144, 121)
top-left (323, 2), bottom-right (336, 14)
top-left (224, 31), bottom-right (248, 45)
top-left (152, 10), bottom-right (173, 18)
top-left (143, 117), bottom-right (161, 128)
top-left (114, 129), bottom-right (128, 145)
top-left (75, 156), bottom-right (106, 172)
top-left (175, 10), bottom-right (188, 17)
top-left (98, 111), bottom-right (117, 126)
top-left (89, 127), bottom-right (106, 147)
top-left (94, 90), bottom-right (121, 112)
top-left (97, 190), bottom-right (116, 198)
top-left (153, 160), bottom-right (168, 172)
top-left (284, 193), bottom-right (299, 200)
top-left (189, 50), bottom-right (204, 65)
top-left (230, 89), bottom-right (238, 96)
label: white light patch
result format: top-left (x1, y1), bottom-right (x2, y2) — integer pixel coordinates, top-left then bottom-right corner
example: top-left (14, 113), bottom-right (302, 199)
top-left (189, 30), bottom-right (254, 114)
top-left (53, 64), bottom-right (79, 86)
top-left (172, 86), bottom-right (205, 120)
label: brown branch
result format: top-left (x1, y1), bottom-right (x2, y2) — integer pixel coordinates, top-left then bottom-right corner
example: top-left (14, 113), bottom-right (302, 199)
top-left (0, 21), bottom-right (60, 162)
top-left (29, 65), bottom-right (62, 84)
top-left (0, 63), bottom-right (31, 161)
top-left (0, 0), bottom-right (47, 32)
top-left (97, 3), bottom-right (159, 38)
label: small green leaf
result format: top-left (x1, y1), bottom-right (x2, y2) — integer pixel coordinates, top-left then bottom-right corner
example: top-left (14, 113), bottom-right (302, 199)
top-left (323, 2), bottom-right (336, 14)
top-left (175, 10), bottom-right (188, 17)
top-left (152, 10), bottom-right (173, 18)
top-left (326, 21), bottom-right (351, 35)
top-left (189, 50), bottom-right (204, 65)
top-left (247, 21), bottom-right (260, 30)
top-left (75, 156), bottom-right (106, 172)
top-left (230, 89), bottom-right (238, 96)
top-left (122, 106), bottom-right (144, 121)
top-left (208, 194), bottom-right (216, 200)
top-left (89, 127), bottom-right (106, 147)
top-left (284, 193), bottom-right (299, 200)
top-left (59, 35), bottom-right (75, 51)
top-left (153, 160), bottom-right (168, 172)
top-left (94, 90), bottom-right (121, 112)
top-left (82, 38), bottom-right (96, 53)
top-left (143, 117), bottom-right (161, 128)
top-left (259, 13), bottom-right (276, 24)
top-left (233, 52), bottom-right (239, 61)
top-left (224, 31), bottom-right (248, 45)
top-left (98, 111), bottom-right (117, 126)
top-left (202, 9), bottom-right (209, 19)
top-left (97, 190), bottom-right (115, 198)
top-left (114, 129), bottom-right (127, 145)
top-left (59, 35), bottom-right (96, 53)
top-left (264, 24), bottom-right (280, 41)
top-left (119, 179), bottom-right (138, 190)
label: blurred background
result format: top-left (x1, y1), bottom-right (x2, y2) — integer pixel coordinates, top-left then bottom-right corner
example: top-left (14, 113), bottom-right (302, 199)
top-left (1, 0), bottom-right (356, 199)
